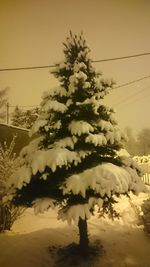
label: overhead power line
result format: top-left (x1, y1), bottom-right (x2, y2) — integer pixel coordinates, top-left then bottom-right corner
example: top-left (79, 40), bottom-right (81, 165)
top-left (0, 65), bottom-right (55, 72)
top-left (114, 75), bottom-right (150, 89)
top-left (114, 86), bottom-right (150, 107)
top-left (8, 74), bottom-right (150, 109)
top-left (93, 52), bottom-right (150, 63)
top-left (0, 52), bottom-right (150, 72)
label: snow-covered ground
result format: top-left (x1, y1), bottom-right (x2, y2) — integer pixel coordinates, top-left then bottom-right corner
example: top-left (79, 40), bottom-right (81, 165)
top-left (0, 191), bottom-right (150, 267)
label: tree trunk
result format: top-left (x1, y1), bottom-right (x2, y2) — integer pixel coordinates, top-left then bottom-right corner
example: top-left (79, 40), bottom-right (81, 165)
top-left (78, 218), bottom-right (89, 255)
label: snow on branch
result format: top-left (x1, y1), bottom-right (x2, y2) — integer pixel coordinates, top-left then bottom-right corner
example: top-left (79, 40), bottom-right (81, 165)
top-left (8, 166), bottom-right (32, 190)
top-left (58, 197), bottom-right (104, 225)
top-left (106, 129), bottom-right (126, 144)
top-left (61, 162), bottom-right (146, 198)
top-left (85, 133), bottom-right (107, 146)
top-left (33, 198), bottom-right (56, 215)
top-left (30, 148), bottom-right (79, 174)
top-left (20, 137), bottom-right (44, 159)
top-left (30, 119), bottom-right (47, 136)
top-left (41, 87), bottom-right (67, 99)
top-left (68, 120), bottom-right (94, 136)
top-left (8, 148), bottom-right (82, 190)
top-left (54, 136), bottom-right (78, 149)
top-left (58, 204), bottom-right (91, 225)
top-left (97, 120), bottom-right (114, 131)
top-left (76, 96), bottom-right (101, 114)
top-left (42, 100), bottom-right (67, 113)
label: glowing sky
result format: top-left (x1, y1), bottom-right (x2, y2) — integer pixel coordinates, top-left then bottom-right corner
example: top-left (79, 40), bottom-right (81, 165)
top-left (0, 0), bottom-right (150, 134)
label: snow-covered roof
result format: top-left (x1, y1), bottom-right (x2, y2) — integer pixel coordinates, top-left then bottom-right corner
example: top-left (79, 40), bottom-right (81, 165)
top-left (0, 123), bottom-right (29, 132)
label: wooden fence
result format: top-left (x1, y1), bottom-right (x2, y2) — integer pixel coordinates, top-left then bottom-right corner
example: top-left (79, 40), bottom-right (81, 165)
top-left (142, 173), bottom-right (150, 185)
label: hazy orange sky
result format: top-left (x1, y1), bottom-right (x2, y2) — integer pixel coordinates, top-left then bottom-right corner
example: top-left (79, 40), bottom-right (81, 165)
top-left (0, 0), bottom-right (150, 134)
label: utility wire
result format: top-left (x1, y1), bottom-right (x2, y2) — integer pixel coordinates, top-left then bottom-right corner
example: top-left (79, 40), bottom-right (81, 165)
top-left (114, 75), bottom-right (150, 89)
top-left (114, 86), bottom-right (150, 107)
top-left (0, 65), bottom-right (55, 72)
top-left (93, 52), bottom-right (150, 63)
top-left (0, 52), bottom-right (150, 72)
top-left (8, 74), bottom-right (150, 109)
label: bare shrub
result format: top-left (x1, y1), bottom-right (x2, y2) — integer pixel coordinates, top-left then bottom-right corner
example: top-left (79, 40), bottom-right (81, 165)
top-left (0, 136), bottom-right (25, 232)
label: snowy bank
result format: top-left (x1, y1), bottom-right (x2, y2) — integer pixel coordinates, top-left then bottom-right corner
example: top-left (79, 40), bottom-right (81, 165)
top-left (0, 192), bottom-right (150, 267)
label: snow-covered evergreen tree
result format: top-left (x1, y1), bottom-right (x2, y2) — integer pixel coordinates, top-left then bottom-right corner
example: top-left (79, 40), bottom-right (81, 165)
top-left (8, 32), bottom-right (146, 254)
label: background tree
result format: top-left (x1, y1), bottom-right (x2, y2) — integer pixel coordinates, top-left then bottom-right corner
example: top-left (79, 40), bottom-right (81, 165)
top-left (136, 128), bottom-right (150, 155)
top-left (0, 87), bottom-right (9, 123)
top-left (11, 106), bottom-right (39, 129)
top-left (11, 106), bottom-right (24, 127)
top-left (8, 32), bottom-right (145, 255)
top-left (124, 127), bottom-right (137, 156)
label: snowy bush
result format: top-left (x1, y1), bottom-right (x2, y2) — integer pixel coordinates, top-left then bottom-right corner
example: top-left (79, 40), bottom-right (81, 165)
top-left (0, 136), bottom-right (25, 232)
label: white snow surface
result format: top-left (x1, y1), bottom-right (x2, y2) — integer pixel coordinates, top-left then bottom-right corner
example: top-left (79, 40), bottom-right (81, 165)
top-left (1, 191), bottom-right (150, 267)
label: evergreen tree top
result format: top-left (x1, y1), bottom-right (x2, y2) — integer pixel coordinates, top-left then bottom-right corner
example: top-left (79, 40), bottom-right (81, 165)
top-left (51, 31), bottom-right (115, 100)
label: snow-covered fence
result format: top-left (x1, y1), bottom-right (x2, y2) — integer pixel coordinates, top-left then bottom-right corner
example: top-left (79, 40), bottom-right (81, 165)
top-left (133, 156), bottom-right (150, 186)
top-left (142, 173), bottom-right (150, 185)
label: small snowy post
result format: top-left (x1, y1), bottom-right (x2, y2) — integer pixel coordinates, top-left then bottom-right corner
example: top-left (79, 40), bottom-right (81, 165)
top-left (8, 32), bottom-right (146, 255)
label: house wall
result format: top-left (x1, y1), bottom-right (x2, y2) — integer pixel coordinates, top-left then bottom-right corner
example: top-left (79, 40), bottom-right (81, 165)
top-left (0, 124), bottom-right (31, 156)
